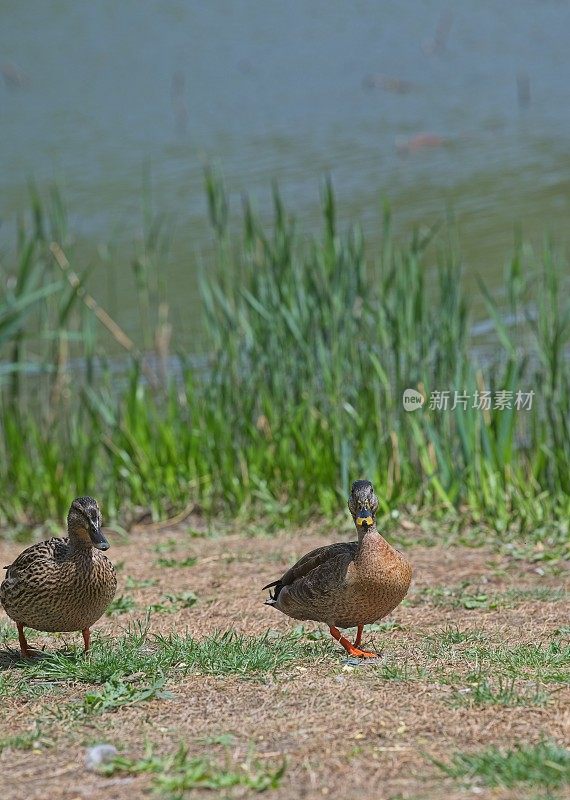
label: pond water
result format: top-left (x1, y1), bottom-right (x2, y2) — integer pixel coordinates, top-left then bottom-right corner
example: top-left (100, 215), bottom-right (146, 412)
top-left (1, 1), bottom-right (569, 347)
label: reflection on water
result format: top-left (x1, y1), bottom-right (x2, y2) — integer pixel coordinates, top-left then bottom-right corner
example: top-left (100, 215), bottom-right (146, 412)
top-left (1, 1), bottom-right (569, 347)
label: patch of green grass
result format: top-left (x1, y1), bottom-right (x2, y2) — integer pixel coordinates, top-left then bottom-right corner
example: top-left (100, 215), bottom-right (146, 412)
top-left (501, 586), bottom-right (567, 604)
top-left (12, 624), bottom-right (170, 684)
top-left (106, 594), bottom-right (137, 615)
top-left (153, 538), bottom-right (179, 554)
top-left (364, 621), bottom-right (403, 633)
top-left (374, 661), bottom-right (430, 681)
top-left (453, 672), bottom-right (549, 707)
top-left (198, 733), bottom-right (237, 747)
top-left (10, 626), bottom-right (323, 688)
top-left (0, 671), bottom-right (66, 700)
top-left (103, 743), bottom-right (286, 794)
top-left (155, 556), bottom-right (198, 568)
top-left (149, 592), bottom-right (198, 613)
top-left (125, 576), bottom-right (158, 589)
top-left (462, 642), bottom-right (570, 684)
top-left (371, 664), bottom-right (554, 708)
top-left (0, 674), bottom-right (12, 698)
top-left (186, 528), bottom-right (208, 538)
top-left (287, 625), bottom-right (329, 641)
top-left (78, 675), bottom-right (172, 717)
top-left (434, 740), bottom-right (570, 789)
top-left (425, 627), bottom-right (486, 647)
top-left (0, 620), bottom-right (18, 641)
top-left (0, 725), bottom-right (42, 753)
top-left (366, 631), bottom-right (567, 706)
top-left (157, 630), bottom-right (325, 677)
top-left (5, 629), bottom-right (319, 724)
top-left (420, 632), bottom-right (569, 686)
top-left (408, 583), bottom-right (566, 610)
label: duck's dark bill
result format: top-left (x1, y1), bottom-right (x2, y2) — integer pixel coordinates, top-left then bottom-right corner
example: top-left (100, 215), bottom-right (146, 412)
top-left (89, 527), bottom-right (110, 550)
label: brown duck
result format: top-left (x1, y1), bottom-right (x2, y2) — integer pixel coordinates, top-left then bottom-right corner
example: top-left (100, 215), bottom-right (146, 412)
top-left (263, 480), bottom-right (412, 658)
top-left (0, 496), bottom-right (117, 658)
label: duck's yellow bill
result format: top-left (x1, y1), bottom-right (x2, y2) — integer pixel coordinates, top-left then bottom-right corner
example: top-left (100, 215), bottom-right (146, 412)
top-left (356, 515), bottom-right (374, 526)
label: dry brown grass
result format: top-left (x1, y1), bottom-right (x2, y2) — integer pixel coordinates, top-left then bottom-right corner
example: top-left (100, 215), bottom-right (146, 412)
top-left (0, 521), bottom-right (568, 800)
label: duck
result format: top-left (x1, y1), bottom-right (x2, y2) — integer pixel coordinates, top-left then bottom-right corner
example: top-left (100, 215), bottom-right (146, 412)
top-left (262, 480), bottom-right (412, 658)
top-left (0, 496), bottom-right (117, 658)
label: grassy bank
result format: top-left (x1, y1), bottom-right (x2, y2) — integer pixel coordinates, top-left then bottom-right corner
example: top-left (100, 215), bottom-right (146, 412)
top-left (0, 180), bottom-right (568, 544)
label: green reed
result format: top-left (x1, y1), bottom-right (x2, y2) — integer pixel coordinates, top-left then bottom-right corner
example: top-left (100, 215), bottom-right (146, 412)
top-left (0, 181), bottom-right (568, 544)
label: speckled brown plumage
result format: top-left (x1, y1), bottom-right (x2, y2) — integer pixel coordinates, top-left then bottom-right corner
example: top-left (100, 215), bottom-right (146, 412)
top-left (263, 480), bottom-right (412, 658)
top-left (0, 496), bottom-right (116, 657)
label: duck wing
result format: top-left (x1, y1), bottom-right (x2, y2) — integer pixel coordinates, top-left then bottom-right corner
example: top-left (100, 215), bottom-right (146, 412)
top-left (262, 541), bottom-right (357, 601)
top-left (2, 538), bottom-right (69, 592)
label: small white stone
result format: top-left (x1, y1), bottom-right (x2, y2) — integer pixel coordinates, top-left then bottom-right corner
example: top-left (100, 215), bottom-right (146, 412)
top-left (85, 744), bottom-right (118, 771)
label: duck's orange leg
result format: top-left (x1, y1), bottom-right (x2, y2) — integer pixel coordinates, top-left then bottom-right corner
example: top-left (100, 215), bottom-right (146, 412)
top-left (82, 628), bottom-right (91, 652)
top-left (329, 626), bottom-right (377, 659)
top-left (354, 625), bottom-right (364, 648)
top-left (17, 622), bottom-right (31, 659)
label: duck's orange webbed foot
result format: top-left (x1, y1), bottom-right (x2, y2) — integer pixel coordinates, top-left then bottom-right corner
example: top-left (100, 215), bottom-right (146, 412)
top-left (329, 626), bottom-right (379, 659)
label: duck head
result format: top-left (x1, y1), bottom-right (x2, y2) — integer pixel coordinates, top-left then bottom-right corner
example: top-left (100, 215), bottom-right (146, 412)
top-left (347, 480), bottom-right (379, 533)
top-left (67, 496), bottom-right (109, 550)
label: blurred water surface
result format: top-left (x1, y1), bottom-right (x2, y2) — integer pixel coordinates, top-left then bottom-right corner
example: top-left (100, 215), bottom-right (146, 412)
top-left (1, 1), bottom-right (569, 346)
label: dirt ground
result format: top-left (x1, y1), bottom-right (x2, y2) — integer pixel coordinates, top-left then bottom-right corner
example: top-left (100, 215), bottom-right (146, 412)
top-left (0, 520), bottom-right (568, 800)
